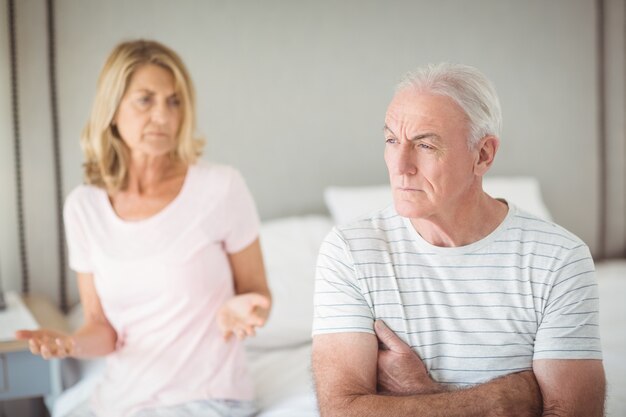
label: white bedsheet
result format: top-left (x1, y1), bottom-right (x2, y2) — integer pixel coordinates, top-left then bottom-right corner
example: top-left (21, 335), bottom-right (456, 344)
top-left (596, 261), bottom-right (626, 416)
top-left (247, 344), bottom-right (318, 417)
top-left (51, 345), bottom-right (319, 417)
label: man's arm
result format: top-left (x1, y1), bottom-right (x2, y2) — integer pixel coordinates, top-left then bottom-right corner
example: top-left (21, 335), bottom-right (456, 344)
top-left (530, 243), bottom-right (605, 416)
top-left (372, 320), bottom-right (606, 417)
top-left (312, 330), bottom-right (542, 417)
top-left (534, 359), bottom-right (605, 417)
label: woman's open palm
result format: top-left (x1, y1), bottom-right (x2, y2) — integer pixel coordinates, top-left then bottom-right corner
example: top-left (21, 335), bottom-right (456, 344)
top-left (15, 329), bottom-right (75, 359)
top-left (217, 293), bottom-right (270, 341)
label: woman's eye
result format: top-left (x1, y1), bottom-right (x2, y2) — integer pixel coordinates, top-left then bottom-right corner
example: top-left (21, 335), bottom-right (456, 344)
top-left (168, 97), bottom-right (181, 107)
top-left (137, 96), bottom-right (152, 105)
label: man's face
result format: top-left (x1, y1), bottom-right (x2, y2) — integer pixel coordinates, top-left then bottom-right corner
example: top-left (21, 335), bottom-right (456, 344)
top-left (384, 90), bottom-right (479, 219)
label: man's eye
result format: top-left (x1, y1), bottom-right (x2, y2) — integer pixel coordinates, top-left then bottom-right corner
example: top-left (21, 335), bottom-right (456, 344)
top-left (385, 138), bottom-right (397, 144)
top-left (418, 143), bottom-right (434, 150)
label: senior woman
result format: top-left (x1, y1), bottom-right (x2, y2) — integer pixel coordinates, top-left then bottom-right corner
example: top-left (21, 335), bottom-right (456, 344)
top-left (16, 40), bottom-right (271, 417)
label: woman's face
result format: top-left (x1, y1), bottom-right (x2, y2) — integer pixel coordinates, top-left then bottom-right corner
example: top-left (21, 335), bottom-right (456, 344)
top-left (113, 64), bottom-right (182, 159)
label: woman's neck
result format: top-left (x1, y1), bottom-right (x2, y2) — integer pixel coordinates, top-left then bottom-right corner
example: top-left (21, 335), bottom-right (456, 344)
top-left (125, 154), bottom-right (184, 195)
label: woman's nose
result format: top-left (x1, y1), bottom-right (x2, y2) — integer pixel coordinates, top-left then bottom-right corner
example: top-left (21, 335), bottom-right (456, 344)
top-left (151, 101), bottom-right (170, 124)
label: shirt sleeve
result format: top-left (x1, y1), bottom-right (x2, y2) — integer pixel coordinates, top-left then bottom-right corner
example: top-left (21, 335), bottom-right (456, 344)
top-left (221, 168), bottom-right (261, 254)
top-left (63, 189), bottom-right (94, 273)
top-left (312, 228), bottom-right (374, 336)
top-left (533, 244), bottom-right (603, 360)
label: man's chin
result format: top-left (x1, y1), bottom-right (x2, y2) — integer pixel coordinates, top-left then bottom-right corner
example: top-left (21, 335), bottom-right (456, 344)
top-left (393, 200), bottom-right (429, 219)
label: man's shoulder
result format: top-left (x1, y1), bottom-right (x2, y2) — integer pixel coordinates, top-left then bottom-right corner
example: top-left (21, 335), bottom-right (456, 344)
top-left (334, 205), bottom-right (405, 238)
top-left (505, 204), bottom-right (588, 252)
top-left (320, 206), bottom-right (411, 259)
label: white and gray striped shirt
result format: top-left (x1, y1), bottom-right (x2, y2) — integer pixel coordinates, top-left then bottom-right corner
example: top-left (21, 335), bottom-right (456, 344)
top-left (312, 203), bottom-right (601, 386)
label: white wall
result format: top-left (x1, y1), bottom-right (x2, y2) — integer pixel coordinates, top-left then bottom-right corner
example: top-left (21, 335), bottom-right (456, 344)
top-left (0, 0), bottom-right (615, 305)
top-left (0, 0), bottom-right (61, 301)
top-left (0, 0), bottom-right (21, 294)
top-left (605, 0), bottom-right (626, 257)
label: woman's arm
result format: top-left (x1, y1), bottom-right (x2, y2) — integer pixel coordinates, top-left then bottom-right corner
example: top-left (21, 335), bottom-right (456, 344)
top-left (16, 272), bottom-right (117, 359)
top-left (229, 238), bottom-right (271, 299)
top-left (217, 238), bottom-right (272, 340)
top-left (70, 272), bottom-right (118, 357)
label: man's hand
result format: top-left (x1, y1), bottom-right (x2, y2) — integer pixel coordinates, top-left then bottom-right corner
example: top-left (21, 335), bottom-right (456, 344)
top-left (375, 320), bottom-right (443, 395)
top-left (15, 329), bottom-right (75, 359)
top-left (217, 292), bottom-right (270, 341)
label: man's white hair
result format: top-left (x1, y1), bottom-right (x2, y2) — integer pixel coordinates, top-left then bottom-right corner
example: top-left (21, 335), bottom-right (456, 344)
top-left (396, 63), bottom-right (502, 148)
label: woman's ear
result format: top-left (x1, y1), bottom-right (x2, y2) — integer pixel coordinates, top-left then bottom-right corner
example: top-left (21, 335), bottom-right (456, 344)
top-left (474, 135), bottom-right (500, 176)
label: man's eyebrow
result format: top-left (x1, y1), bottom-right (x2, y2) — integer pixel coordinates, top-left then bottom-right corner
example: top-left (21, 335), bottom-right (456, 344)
top-left (410, 133), bottom-right (441, 142)
top-left (383, 126), bottom-right (441, 142)
top-left (383, 125), bottom-right (396, 136)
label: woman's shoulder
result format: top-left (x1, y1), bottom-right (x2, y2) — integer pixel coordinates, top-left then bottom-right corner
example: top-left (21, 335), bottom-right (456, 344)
top-left (64, 183), bottom-right (106, 212)
top-left (189, 161), bottom-right (248, 192)
top-left (191, 160), bottom-right (240, 179)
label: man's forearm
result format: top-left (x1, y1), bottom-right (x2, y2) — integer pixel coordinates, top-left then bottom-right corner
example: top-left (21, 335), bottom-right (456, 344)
top-left (320, 371), bottom-right (542, 417)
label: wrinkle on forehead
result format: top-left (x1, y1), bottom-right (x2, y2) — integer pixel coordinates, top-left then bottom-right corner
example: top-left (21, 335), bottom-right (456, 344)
top-left (386, 91), bottom-right (468, 124)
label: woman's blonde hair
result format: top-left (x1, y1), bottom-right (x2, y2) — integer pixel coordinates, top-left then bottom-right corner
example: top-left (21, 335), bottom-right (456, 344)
top-left (81, 39), bottom-right (204, 192)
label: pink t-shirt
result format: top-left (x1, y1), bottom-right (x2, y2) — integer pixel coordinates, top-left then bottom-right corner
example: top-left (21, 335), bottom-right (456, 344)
top-left (63, 162), bottom-right (259, 417)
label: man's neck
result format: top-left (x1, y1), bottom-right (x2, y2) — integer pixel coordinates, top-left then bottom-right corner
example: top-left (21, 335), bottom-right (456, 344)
top-left (409, 193), bottom-right (509, 248)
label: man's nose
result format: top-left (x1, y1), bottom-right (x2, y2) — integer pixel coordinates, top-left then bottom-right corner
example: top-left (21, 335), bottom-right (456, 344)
top-left (395, 146), bottom-right (417, 175)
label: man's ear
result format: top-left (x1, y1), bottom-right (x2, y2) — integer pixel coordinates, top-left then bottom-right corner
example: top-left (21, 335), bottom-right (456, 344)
top-left (474, 135), bottom-right (499, 176)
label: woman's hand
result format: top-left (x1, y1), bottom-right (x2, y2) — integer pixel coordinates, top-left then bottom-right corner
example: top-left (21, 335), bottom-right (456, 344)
top-left (15, 329), bottom-right (76, 360)
top-left (217, 293), bottom-right (271, 341)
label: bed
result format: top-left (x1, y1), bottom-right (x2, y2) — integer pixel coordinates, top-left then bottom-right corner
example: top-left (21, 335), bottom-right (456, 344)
top-left (50, 179), bottom-right (626, 417)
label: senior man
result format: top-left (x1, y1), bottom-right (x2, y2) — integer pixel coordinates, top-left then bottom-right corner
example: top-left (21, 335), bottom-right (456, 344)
top-left (312, 63), bottom-right (605, 417)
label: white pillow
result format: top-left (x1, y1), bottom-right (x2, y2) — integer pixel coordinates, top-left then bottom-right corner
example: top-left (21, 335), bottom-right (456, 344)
top-left (482, 176), bottom-right (552, 221)
top-left (324, 185), bottom-right (391, 226)
top-left (324, 176), bottom-right (553, 225)
top-left (247, 215), bottom-right (333, 349)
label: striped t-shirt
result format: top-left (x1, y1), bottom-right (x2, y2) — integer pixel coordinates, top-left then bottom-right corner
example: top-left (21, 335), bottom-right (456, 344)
top-left (312, 203), bottom-right (602, 387)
